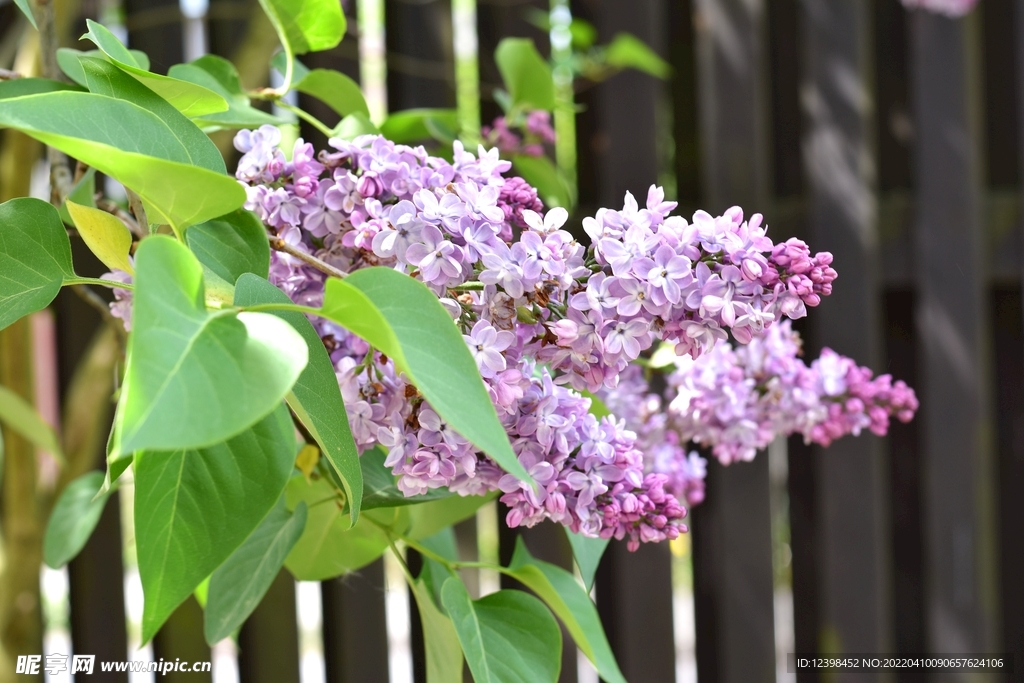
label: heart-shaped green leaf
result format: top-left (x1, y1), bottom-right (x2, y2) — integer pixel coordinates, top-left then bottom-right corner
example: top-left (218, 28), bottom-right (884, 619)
top-left (0, 198), bottom-right (75, 332)
top-left (0, 91), bottom-right (245, 229)
top-left (234, 274), bottom-right (362, 523)
top-left (117, 236), bottom-right (307, 455)
top-left (505, 537), bottom-right (626, 683)
top-left (294, 69), bottom-right (369, 119)
top-left (169, 56), bottom-right (288, 130)
top-left (258, 0), bottom-right (346, 57)
top-left (441, 578), bottom-right (562, 683)
top-left (135, 403), bottom-right (296, 643)
top-left (318, 269), bottom-right (529, 485)
top-left (66, 201), bottom-right (134, 275)
top-left (495, 38), bottom-right (555, 112)
top-left (43, 472), bottom-right (109, 568)
top-left (284, 475), bottom-right (406, 580)
top-left (204, 497), bottom-right (307, 644)
top-left (82, 20), bottom-right (227, 118)
top-left (188, 211), bottom-right (271, 283)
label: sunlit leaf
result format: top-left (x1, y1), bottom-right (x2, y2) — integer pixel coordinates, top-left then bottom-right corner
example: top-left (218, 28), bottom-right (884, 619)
top-left (169, 56), bottom-right (288, 130)
top-left (0, 91), bottom-right (245, 229)
top-left (13, 0), bottom-right (36, 29)
top-left (259, 0), bottom-right (346, 57)
top-left (66, 200), bottom-right (134, 275)
top-left (317, 269), bottom-right (529, 485)
top-left (410, 577), bottom-right (464, 683)
top-left (380, 109), bottom-right (458, 144)
top-left (563, 529), bottom-right (608, 593)
top-left (116, 237), bottom-right (307, 455)
top-left (82, 20), bottom-right (227, 118)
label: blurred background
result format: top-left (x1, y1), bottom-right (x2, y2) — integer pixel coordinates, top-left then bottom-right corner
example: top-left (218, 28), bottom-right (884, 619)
top-left (0, 0), bottom-right (1021, 681)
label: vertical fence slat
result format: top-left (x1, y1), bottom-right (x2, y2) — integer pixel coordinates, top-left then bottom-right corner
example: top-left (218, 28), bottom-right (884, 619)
top-left (322, 561), bottom-right (390, 683)
top-left (58, 243), bottom-right (130, 679)
top-left (690, 0), bottom-right (776, 681)
top-left (237, 571), bottom-right (300, 683)
top-left (801, 0), bottom-right (892, 664)
top-left (884, 290), bottom-right (926, 683)
top-left (151, 598), bottom-right (212, 683)
top-left (568, 0), bottom-right (675, 680)
top-left (384, 0), bottom-right (455, 111)
top-left (910, 7), bottom-right (1000, 662)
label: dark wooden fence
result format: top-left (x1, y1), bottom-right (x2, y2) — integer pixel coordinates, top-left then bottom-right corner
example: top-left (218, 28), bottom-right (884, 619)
top-left (2, 0), bottom-right (1023, 680)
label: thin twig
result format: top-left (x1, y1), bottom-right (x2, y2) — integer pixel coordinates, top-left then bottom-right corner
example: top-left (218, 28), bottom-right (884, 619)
top-left (70, 286), bottom-right (127, 345)
top-left (125, 189), bottom-right (149, 234)
top-left (0, 68), bottom-right (22, 80)
top-left (97, 198), bottom-right (145, 239)
top-left (33, 0), bottom-right (73, 206)
top-left (268, 235), bottom-right (349, 280)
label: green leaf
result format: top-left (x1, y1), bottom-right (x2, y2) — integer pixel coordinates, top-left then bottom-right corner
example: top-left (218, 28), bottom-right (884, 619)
top-left (317, 269), bottom-right (529, 485)
top-left (135, 403), bottom-right (296, 643)
top-left (332, 112), bottom-right (380, 140)
top-left (43, 472), bottom-right (109, 568)
top-left (380, 109), bottom-right (458, 144)
top-left (293, 69), bottom-right (369, 119)
top-left (77, 56), bottom-right (226, 174)
top-left (511, 155), bottom-right (574, 210)
top-left (0, 91), bottom-right (246, 229)
top-left (410, 577), bottom-right (464, 683)
top-left (0, 198), bottom-right (75, 332)
top-left (82, 20), bottom-right (228, 118)
top-left (563, 529), bottom-right (608, 594)
top-left (58, 168), bottom-right (97, 226)
top-left (204, 497), bottom-right (307, 644)
top-left (259, 0), bottom-right (346, 57)
top-left (116, 237), bottom-right (307, 455)
top-left (284, 475), bottom-right (406, 580)
top-left (187, 210), bottom-right (271, 283)
top-left (0, 384), bottom-right (65, 462)
top-left (65, 201), bottom-right (134, 275)
top-left (494, 38), bottom-right (555, 111)
top-left (13, 0), bottom-right (37, 29)
top-left (505, 537), bottom-right (626, 683)
top-left (169, 56), bottom-right (288, 130)
top-left (441, 579), bottom-right (562, 683)
top-left (604, 32), bottom-right (672, 79)
top-left (57, 48), bottom-right (151, 87)
top-left (234, 275), bottom-right (362, 524)
top-left (0, 78), bottom-right (78, 100)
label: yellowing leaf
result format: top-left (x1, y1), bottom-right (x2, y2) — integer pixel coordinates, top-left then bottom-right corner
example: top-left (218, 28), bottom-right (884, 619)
top-left (66, 201), bottom-right (134, 275)
top-left (296, 444), bottom-right (319, 482)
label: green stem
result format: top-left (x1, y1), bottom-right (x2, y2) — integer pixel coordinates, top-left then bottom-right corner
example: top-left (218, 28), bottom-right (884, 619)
top-left (365, 515), bottom-right (505, 574)
top-left (277, 102), bottom-right (333, 138)
top-left (451, 0), bottom-right (481, 144)
top-left (63, 277), bottom-right (134, 290)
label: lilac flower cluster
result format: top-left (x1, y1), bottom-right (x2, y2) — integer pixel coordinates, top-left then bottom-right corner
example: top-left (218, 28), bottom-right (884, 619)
top-left (660, 320), bottom-right (918, 464)
top-left (598, 322), bottom-right (918, 507)
top-left (901, 0), bottom-right (978, 16)
top-left (482, 110), bottom-right (556, 159)
top-left (232, 127), bottom-right (836, 546)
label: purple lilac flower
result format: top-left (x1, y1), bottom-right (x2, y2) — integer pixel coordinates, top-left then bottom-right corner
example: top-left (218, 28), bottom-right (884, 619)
top-left (228, 130), bottom-right (841, 548)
